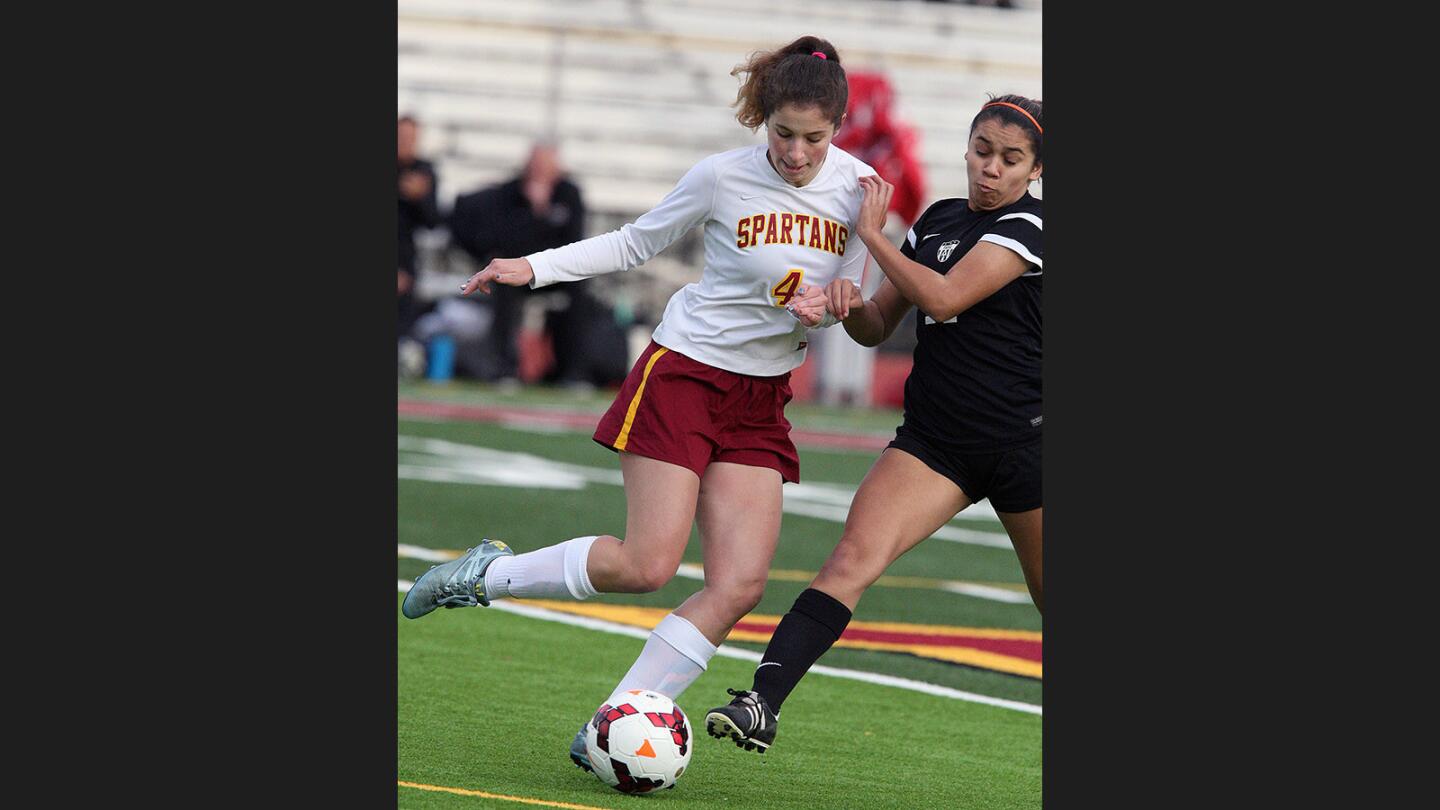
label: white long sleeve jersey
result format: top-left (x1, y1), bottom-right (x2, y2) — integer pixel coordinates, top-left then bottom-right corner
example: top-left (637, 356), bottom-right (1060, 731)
top-left (527, 144), bottom-right (877, 377)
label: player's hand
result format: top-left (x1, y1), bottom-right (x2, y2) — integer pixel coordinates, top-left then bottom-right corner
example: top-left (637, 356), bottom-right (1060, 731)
top-left (462, 258), bottom-right (535, 295)
top-left (856, 175), bottom-right (893, 240)
top-left (823, 278), bottom-right (864, 321)
top-left (785, 284), bottom-right (827, 327)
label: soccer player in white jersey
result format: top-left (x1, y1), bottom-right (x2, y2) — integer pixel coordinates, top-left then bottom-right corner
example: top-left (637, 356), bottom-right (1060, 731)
top-left (400, 35), bottom-right (878, 775)
top-left (705, 95), bottom-right (1044, 756)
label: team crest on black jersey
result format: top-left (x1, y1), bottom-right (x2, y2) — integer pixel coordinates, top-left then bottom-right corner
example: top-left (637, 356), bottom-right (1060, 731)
top-left (937, 240), bottom-right (960, 262)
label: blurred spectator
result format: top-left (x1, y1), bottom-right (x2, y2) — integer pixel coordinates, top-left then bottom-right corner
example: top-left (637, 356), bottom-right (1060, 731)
top-left (398, 114), bottom-right (441, 338)
top-left (449, 142), bottom-right (624, 387)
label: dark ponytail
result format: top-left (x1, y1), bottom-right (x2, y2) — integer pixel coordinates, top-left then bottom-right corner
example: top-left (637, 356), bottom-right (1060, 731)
top-left (731, 36), bottom-right (847, 131)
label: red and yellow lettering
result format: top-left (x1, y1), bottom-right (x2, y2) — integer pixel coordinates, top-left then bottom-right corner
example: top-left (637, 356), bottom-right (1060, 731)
top-left (771, 269), bottom-right (804, 306)
top-left (738, 212), bottom-right (846, 255)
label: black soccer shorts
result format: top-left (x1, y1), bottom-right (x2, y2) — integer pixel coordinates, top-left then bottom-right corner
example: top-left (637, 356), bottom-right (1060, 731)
top-left (888, 425), bottom-right (1041, 513)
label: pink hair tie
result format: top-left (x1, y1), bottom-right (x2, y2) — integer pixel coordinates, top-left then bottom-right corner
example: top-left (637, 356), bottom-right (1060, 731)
top-left (811, 51), bottom-right (827, 59)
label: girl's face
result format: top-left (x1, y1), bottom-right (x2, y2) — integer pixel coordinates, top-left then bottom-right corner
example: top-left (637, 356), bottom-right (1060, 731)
top-left (765, 104), bottom-right (837, 187)
top-left (964, 119), bottom-right (1042, 211)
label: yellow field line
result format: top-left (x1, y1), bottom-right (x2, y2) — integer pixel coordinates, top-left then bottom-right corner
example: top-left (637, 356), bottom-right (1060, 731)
top-left (722, 628), bottom-right (1042, 679)
top-left (512, 599), bottom-right (1041, 679)
top-left (520, 599), bottom-right (1039, 643)
top-left (398, 780), bottom-right (613, 809)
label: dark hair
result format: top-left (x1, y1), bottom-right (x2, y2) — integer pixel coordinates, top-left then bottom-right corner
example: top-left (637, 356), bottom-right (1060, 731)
top-left (398, 114), bottom-right (418, 127)
top-left (731, 36), bottom-right (848, 131)
top-left (970, 93), bottom-right (1042, 165)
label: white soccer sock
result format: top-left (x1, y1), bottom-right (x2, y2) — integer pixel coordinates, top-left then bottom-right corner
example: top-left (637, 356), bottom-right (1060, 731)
top-left (607, 613), bottom-right (718, 703)
top-left (482, 535), bottom-right (599, 601)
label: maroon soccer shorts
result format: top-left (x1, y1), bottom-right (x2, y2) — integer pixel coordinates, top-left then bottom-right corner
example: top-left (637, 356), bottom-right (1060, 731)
top-left (593, 340), bottom-right (800, 483)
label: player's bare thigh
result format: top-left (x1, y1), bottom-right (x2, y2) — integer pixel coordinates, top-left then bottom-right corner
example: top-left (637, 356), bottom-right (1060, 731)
top-left (812, 447), bottom-right (971, 610)
top-left (674, 461), bottom-right (784, 646)
top-left (585, 452), bottom-right (700, 593)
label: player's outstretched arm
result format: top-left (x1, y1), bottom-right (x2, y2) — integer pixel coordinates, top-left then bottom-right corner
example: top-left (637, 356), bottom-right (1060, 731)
top-left (461, 257), bottom-right (534, 295)
top-left (524, 157), bottom-right (717, 289)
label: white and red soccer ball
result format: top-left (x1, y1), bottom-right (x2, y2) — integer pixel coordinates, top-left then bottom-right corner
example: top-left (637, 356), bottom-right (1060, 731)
top-left (584, 690), bottom-right (691, 793)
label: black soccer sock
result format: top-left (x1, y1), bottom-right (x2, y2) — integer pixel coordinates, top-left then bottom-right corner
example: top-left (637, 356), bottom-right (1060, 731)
top-left (750, 588), bottom-right (852, 714)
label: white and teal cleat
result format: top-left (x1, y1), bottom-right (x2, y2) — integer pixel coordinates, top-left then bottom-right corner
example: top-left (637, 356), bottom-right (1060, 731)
top-left (569, 723), bottom-right (592, 772)
top-left (401, 540), bottom-right (513, 619)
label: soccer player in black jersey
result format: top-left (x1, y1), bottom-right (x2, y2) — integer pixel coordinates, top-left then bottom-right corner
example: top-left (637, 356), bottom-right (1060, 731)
top-left (706, 94), bottom-right (1043, 754)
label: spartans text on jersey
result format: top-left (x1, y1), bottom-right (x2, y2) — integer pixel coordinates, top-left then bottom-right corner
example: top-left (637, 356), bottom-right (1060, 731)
top-left (736, 212), bottom-right (849, 255)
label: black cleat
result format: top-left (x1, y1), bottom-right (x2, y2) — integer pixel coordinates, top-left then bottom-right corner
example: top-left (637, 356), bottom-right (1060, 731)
top-left (704, 688), bottom-right (777, 754)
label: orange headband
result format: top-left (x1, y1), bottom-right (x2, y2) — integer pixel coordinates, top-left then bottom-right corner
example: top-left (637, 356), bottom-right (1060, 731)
top-left (981, 101), bottom-right (1042, 135)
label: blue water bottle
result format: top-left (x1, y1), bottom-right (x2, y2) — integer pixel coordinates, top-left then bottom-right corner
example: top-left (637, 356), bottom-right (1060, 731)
top-left (426, 334), bottom-right (455, 381)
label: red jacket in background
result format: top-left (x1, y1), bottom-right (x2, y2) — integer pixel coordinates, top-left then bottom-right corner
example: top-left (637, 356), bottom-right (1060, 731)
top-left (833, 71), bottom-right (927, 228)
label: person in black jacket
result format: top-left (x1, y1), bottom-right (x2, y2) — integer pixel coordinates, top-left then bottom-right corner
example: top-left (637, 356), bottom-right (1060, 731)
top-left (448, 142), bottom-right (594, 383)
top-left (399, 115), bottom-right (441, 337)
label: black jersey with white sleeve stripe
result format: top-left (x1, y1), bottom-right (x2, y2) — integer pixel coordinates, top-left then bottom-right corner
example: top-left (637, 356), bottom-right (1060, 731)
top-left (897, 192), bottom-right (1042, 451)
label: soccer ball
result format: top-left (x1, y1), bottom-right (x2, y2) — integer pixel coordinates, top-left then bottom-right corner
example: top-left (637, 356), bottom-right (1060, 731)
top-left (584, 690), bottom-right (692, 793)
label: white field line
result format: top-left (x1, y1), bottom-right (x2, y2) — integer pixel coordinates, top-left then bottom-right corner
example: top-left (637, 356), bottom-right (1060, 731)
top-left (932, 525), bottom-right (1013, 548)
top-left (398, 435), bottom-right (1012, 549)
top-left (779, 500), bottom-right (1012, 549)
top-left (939, 582), bottom-right (1033, 603)
top-left (397, 579), bottom-right (1041, 716)
top-left (397, 543), bottom-right (455, 562)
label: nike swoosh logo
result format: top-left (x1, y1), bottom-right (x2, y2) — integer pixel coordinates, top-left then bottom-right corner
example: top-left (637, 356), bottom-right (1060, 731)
top-left (741, 193), bottom-right (762, 200)
top-left (921, 233), bottom-right (942, 242)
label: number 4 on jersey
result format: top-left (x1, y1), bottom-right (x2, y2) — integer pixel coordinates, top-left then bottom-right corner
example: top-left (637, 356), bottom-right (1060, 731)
top-left (771, 269), bottom-right (804, 307)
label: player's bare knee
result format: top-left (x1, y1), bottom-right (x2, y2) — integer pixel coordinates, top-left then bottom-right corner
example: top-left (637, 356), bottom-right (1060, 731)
top-left (821, 533), bottom-right (889, 588)
top-left (606, 534), bottom-right (685, 592)
top-left (722, 578), bottom-right (765, 615)
top-left (625, 557), bottom-right (681, 593)
top-left (699, 578), bottom-right (765, 622)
